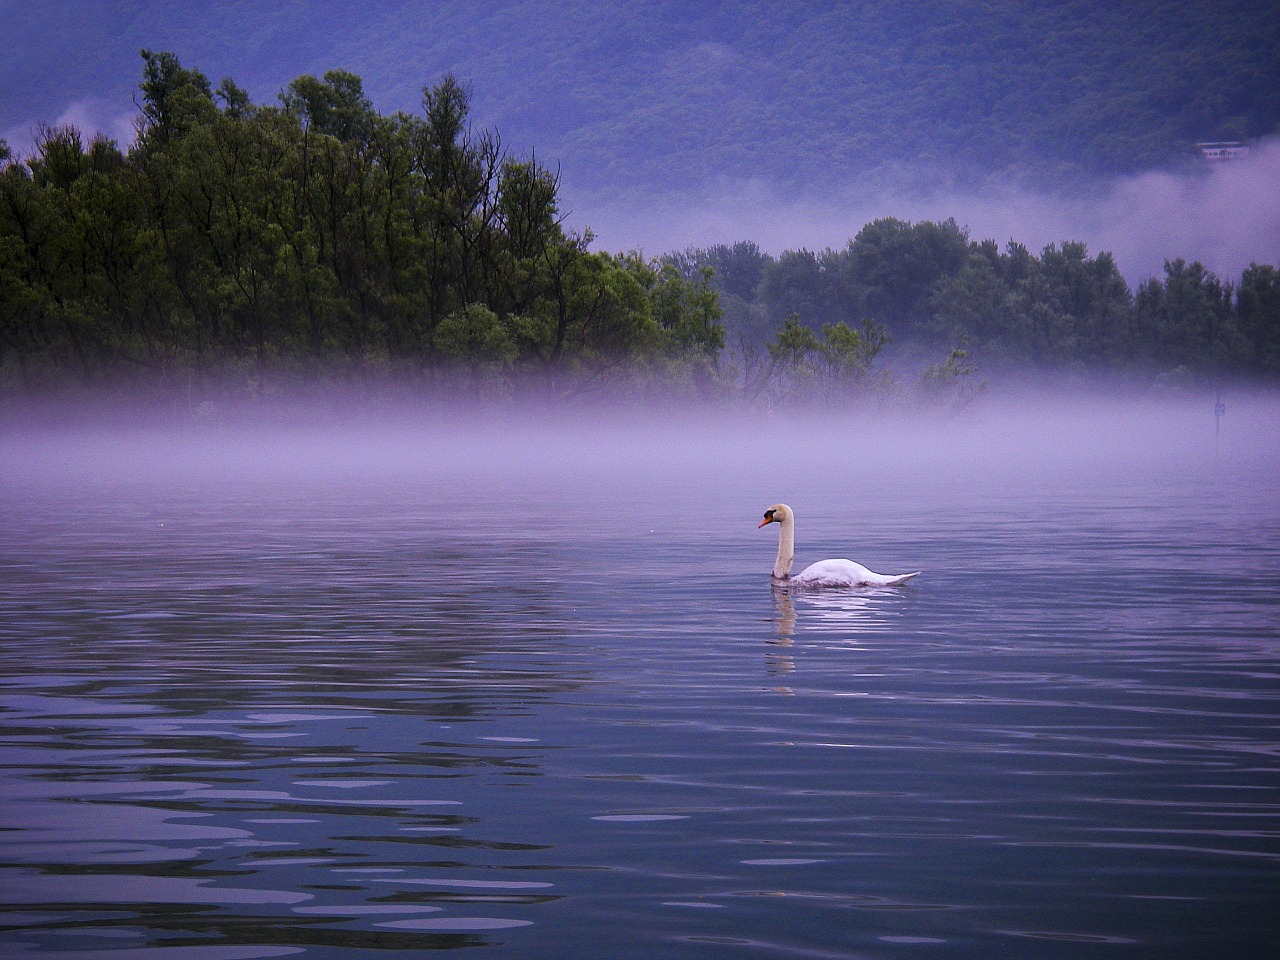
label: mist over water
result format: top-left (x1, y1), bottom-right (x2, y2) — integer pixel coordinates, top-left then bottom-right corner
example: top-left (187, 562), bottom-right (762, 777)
top-left (2, 392), bottom-right (1278, 958)
top-left (6, 389), bottom-right (1274, 491)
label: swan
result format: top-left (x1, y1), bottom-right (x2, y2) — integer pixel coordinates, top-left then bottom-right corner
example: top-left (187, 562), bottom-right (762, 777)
top-left (759, 503), bottom-right (920, 588)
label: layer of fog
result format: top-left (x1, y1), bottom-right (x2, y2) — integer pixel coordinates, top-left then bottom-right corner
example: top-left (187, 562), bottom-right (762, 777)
top-left (567, 137), bottom-right (1280, 287)
top-left (5, 391), bottom-right (1277, 499)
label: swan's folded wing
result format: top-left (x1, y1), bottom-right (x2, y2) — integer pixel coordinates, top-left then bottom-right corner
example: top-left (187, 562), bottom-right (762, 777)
top-left (794, 559), bottom-right (919, 587)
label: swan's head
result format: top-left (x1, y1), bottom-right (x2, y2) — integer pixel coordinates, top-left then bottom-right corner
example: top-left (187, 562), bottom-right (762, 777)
top-left (758, 503), bottom-right (794, 528)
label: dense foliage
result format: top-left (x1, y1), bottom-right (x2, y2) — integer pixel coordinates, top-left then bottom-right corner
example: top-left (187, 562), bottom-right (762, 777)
top-left (2, 54), bottom-right (1277, 410)
top-left (670, 224), bottom-right (1280, 390)
top-left (3, 1), bottom-right (1276, 193)
top-left (538, 0), bottom-right (1280, 188)
top-left (0, 54), bottom-right (723, 398)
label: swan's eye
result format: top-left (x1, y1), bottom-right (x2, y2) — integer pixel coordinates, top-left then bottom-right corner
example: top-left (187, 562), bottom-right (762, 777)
top-left (764, 510), bottom-right (775, 521)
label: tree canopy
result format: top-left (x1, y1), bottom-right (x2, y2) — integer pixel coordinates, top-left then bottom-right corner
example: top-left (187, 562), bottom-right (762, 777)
top-left (2, 53), bottom-right (1277, 413)
top-left (672, 221), bottom-right (1278, 391)
top-left (0, 53), bottom-right (724, 399)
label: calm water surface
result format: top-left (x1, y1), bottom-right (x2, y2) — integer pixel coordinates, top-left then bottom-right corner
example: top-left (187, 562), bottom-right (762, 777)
top-left (2, 400), bottom-right (1278, 958)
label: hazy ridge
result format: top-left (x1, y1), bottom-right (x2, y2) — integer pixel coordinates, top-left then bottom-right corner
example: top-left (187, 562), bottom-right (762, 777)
top-left (4, 0), bottom-right (1277, 193)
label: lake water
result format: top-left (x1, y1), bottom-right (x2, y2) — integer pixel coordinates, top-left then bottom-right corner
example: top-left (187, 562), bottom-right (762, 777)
top-left (2, 396), bottom-right (1278, 958)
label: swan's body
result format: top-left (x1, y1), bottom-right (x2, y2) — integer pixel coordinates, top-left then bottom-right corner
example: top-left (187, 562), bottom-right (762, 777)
top-left (759, 503), bottom-right (919, 588)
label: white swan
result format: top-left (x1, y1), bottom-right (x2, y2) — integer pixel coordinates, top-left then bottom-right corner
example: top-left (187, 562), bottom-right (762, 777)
top-left (759, 503), bottom-right (920, 588)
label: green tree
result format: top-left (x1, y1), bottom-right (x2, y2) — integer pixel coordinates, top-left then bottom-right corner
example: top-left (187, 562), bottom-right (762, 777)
top-left (668, 242), bottom-right (774, 399)
top-left (1132, 260), bottom-right (1240, 375)
top-left (282, 70), bottom-right (377, 144)
top-left (137, 49), bottom-right (218, 148)
top-left (1037, 241), bottom-right (1131, 363)
top-left (669, 241), bottom-right (771, 304)
top-left (917, 340), bottom-right (985, 409)
top-left (768, 313), bottom-right (820, 365)
top-left (1236, 263), bottom-right (1280, 377)
top-left (647, 263), bottom-right (724, 360)
top-left (416, 74), bottom-right (504, 333)
top-left (818, 319), bottom-right (887, 391)
top-left (8, 47), bottom-right (1277, 401)
top-left (757, 248), bottom-right (834, 330)
top-left (927, 253), bottom-right (1026, 360)
top-left (760, 314), bottom-right (889, 404)
top-left (841, 217), bottom-right (970, 338)
top-left (433, 302), bottom-right (518, 380)
top-left (0, 156), bottom-right (61, 386)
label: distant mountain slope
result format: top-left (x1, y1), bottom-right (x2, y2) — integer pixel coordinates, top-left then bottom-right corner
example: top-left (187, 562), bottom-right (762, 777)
top-left (3, 0), bottom-right (1277, 194)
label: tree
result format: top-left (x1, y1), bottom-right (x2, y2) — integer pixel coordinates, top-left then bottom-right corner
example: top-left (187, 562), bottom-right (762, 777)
top-left (6, 47), bottom-right (1277, 401)
top-left (757, 249), bottom-right (834, 329)
top-left (1131, 260), bottom-right (1240, 375)
top-left (758, 314), bottom-right (890, 405)
top-left (668, 242), bottom-right (775, 398)
top-left (817, 319), bottom-right (888, 395)
top-left (1037, 241), bottom-right (1131, 363)
top-left (669, 241), bottom-right (771, 304)
top-left (137, 49), bottom-right (218, 147)
top-left (282, 70), bottom-right (377, 145)
top-left (917, 339), bottom-right (985, 409)
top-left (647, 263), bottom-right (724, 360)
top-left (927, 253), bottom-right (1025, 360)
top-left (1237, 263), bottom-right (1280, 377)
top-left (841, 217), bottom-right (970, 338)
top-left (433, 303), bottom-right (518, 380)
top-left (415, 74), bottom-right (504, 336)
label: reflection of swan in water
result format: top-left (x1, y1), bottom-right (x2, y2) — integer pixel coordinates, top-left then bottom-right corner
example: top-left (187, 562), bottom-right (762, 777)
top-left (765, 585), bottom-right (899, 687)
top-left (766, 591), bottom-right (796, 681)
top-left (771, 583), bottom-right (900, 635)
top-left (759, 503), bottom-right (920, 588)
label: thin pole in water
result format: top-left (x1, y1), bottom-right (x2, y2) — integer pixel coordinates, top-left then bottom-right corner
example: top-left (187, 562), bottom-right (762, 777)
top-left (1214, 389), bottom-right (1226, 456)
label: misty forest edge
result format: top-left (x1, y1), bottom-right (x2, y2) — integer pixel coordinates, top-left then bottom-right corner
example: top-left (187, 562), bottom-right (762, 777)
top-left (2, 53), bottom-right (1277, 406)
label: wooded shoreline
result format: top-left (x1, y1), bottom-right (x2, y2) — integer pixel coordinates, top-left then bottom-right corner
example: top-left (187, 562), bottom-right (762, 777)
top-left (2, 53), bottom-right (1277, 409)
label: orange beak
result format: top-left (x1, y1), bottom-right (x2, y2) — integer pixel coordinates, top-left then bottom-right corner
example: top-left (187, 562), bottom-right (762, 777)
top-left (758, 517), bottom-right (774, 528)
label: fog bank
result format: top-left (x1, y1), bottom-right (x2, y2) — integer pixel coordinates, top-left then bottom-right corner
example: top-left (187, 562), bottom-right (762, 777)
top-left (4, 390), bottom-right (1277, 498)
top-left (568, 138), bottom-right (1280, 286)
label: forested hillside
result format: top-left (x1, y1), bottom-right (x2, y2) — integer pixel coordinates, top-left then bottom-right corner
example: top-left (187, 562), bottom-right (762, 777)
top-left (3, 1), bottom-right (1277, 195)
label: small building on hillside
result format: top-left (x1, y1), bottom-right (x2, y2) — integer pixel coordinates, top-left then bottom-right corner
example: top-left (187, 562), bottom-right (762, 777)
top-left (1197, 141), bottom-right (1249, 162)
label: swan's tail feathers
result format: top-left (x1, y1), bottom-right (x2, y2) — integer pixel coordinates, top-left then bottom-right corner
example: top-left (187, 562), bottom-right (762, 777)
top-left (886, 571), bottom-right (921, 585)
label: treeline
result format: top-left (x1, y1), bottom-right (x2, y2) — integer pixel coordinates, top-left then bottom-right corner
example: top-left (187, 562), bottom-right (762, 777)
top-left (0, 53), bottom-right (724, 399)
top-left (670, 222), bottom-right (1280, 396)
top-left (3, 54), bottom-right (1278, 411)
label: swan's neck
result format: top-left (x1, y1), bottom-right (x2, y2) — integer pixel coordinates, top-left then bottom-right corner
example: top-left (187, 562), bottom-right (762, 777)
top-left (773, 517), bottom-right (795, 579)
